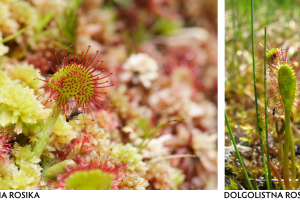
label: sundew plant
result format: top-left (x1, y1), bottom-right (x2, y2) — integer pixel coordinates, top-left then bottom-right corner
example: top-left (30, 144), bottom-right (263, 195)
top-left (0, 0), bottom-right (217, 190)
top-left (225, 0), bottom-right (300, 190)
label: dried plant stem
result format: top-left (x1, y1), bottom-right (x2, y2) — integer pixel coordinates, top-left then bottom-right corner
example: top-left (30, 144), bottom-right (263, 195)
top-left (275, 121), bottom-right (284, 161)
top-left (269, 157), bottom-right (285, 189)
top-left (33, 105), bottom-right (61, 158)
top-left (263, 142), bottom-right (285, 189)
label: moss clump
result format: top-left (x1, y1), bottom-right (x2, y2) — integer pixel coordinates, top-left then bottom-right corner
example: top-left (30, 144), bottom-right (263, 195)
top-left (0, 73), bottom-right (51, 132)
top-left (110, 143), bottom-right (147, 175)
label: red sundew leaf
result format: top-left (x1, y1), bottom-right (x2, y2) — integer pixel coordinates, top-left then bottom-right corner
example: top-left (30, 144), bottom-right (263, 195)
top-left (0, 126), bottom-right (16, 164)
top-left (34, 44), bottom-right (114, 123)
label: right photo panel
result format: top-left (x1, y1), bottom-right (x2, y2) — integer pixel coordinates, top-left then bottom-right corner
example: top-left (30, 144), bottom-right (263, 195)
top-left (225, 0), bottom-right (300, 190)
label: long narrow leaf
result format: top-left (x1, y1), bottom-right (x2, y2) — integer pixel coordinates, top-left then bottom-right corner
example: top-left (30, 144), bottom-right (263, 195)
top-left (250, 168), bottom-right (259, 190)
top-left (251, 0), bottom-right (270, 190)
top-left (225, 111), bottom-right (253, 190)
top-left (2, 27), bottom-right (28, 43)
top-left (264, 25), bottom-right (272, 189)
top-left (138, 133), bottom-right (160, 154)
top-left (137, 118), bottom-right (186, 150)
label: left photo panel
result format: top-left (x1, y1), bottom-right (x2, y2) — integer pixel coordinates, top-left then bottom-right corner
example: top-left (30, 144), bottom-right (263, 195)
top-left (0, 0), bottom-right (218, 190)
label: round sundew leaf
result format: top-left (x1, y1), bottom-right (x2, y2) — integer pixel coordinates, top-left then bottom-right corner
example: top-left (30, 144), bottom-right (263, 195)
top-left (35, 45), bottom-right (114, 121)
top-left (65, 169), bottom-right (115, 190)
top-left (48, 64), bottom-right (94, 108)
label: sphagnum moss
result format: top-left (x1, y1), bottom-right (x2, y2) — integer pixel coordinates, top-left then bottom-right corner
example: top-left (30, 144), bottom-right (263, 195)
top-left (0, 72), bottom-right (51, 133)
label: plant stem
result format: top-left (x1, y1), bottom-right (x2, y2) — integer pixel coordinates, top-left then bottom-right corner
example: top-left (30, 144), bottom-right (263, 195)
top-left (33, 105), bottom-right (61, 158)
top-left (283, 108), bottom-right (294, 190)
top-left (264, 25), bottom-right (272, 189)
top-left (283, 108), bottom-right (296, 189)
top-left (230, 0), bottom-right (236, 80)
top-left (269, 156), bottom-right (285, 190)
top-left (290, 130), bottom-right (296, 189)
top-left (137, 118), bottom-right (185, 150)
top-left (283, 114), bottom-right (290, 189)
top-left (250, 168), bottom-right (259, 190)
top-left (2, 27), bottom-right (27, 43)
top-left (250, 0), bottom-right (270, 190)
top-left (275, 120), bottom-right (284, 162)
top-left (225, 111), bottom-right (253, 190)
top-left (295, 170), bottom-right (300, 189)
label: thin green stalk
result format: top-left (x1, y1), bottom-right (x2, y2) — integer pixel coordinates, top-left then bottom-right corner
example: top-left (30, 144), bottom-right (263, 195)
top-left (283, 108), bottom-right (296, 189)
top-left (295, 170), bottom-right (300, 189)
top-left (264, 26), bottom-right (272, 190)
top-left (225, 111), bottom-right (253, 190)
top-left (137, 118), bottom-right (185, 150)
top-left (289, 125), bottom-right (296, 189)
top-left (283, 109), bottom-right (291, 189)
top-left (138, 133), bottom-right (160, 154)
top-left (250, 168), bottom-right (259, 190)
top-left (33, 105), bottom-right (61, 158)
top-left (230, 0), bottom-right (243, 86)
top-left (229, 0), bottom-right (236, 79)
top-left (251, 0), bottom-right (270, 190)
top-left (2, 27), bottom-right (27, 43)
top-left (264, 0), bottom-right (269, 25)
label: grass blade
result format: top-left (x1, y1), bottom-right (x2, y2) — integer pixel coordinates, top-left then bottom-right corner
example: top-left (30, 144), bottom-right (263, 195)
top-left (137, 118), bottom-right (186, 152)
top-left (225, 111), bottom-right (253, 190)
top-left (2, 27), bottom-right (28, 43)
top-left (250, 168), bottom-right (259, 190)
top-left (138, 133), bottom-right (160, 154)
top-left (251, 0), bottom-right (270, 190)
top-left (264, 25), bottom-right (272, 189)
